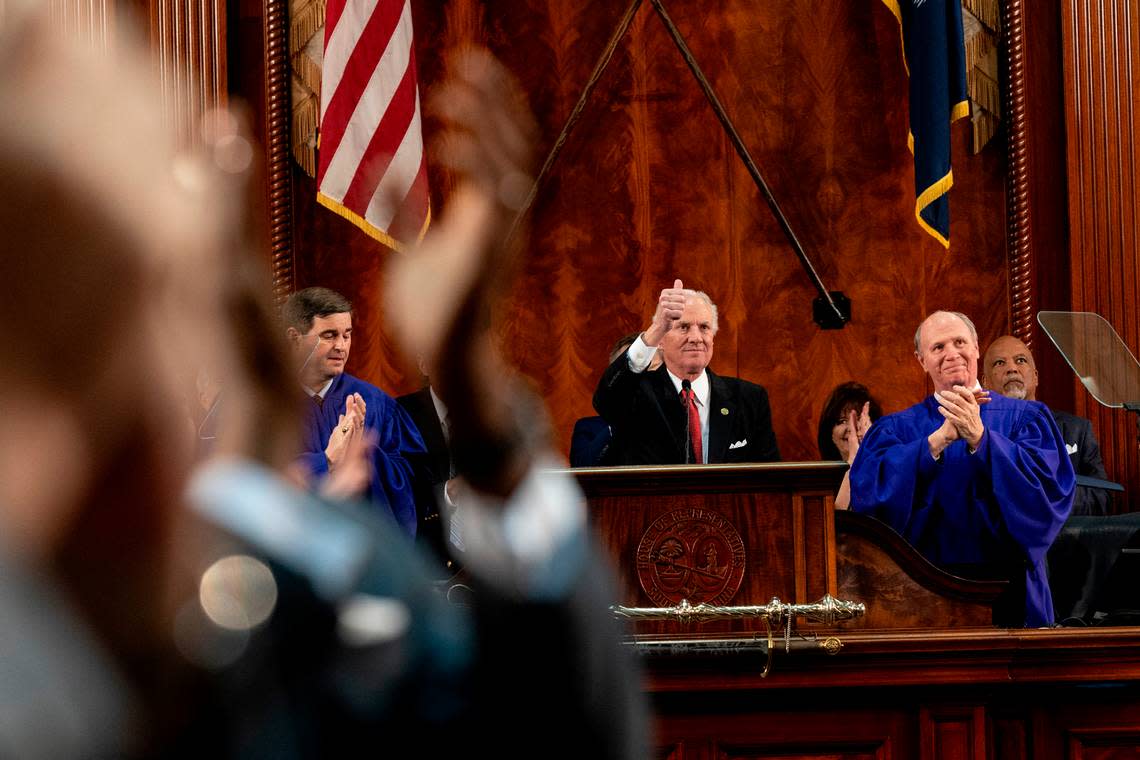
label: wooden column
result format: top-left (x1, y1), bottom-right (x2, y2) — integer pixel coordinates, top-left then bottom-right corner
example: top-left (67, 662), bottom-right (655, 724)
top-left (261, 0), bottom-right (295, 301)
top-left (147, 0), bottom-right (228, 148)
top-left (1004, 0), bottom-right (1035, 346)
top-left (1062, 0), bottom-right (1140, 508)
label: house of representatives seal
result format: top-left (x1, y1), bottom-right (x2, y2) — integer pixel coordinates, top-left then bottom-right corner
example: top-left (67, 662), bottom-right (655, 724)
top-left (635, 508), bottom-right (746, 607)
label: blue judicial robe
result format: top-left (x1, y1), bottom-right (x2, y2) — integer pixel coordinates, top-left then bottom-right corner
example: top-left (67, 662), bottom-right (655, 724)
top-left (297, 373), bottom-right (426, 536)
top-left (850, 394), bottom-right (1075, 627)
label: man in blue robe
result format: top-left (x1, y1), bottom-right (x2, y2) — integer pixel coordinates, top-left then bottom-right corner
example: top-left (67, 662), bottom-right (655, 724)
top-left (850, 311), bottom-right (1074, 626)
top-left (284, 287), bottom-right (426, 536)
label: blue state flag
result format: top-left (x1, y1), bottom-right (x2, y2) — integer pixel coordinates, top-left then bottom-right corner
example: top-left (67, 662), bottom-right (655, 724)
top-left (882, 0), bottom-right (969, 248)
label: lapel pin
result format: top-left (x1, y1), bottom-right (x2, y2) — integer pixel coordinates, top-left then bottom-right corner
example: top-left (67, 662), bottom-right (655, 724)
top-left (720, 408), bottom-right (729, 415)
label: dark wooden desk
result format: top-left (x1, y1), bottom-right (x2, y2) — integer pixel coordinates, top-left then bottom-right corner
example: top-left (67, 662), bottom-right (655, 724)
top-left (1049, 512), bottom-right (1140, 624)
top-left (574, 463), bottom-right (1140, 760)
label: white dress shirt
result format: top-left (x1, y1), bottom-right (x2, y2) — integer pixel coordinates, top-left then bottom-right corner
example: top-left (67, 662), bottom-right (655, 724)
top-left (302, 378), bottom-right (334, 402)
top-left (627, 335), bottom-right (710, 462)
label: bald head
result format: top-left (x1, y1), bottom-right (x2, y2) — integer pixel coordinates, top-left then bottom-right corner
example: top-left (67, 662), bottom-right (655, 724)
top-left (914, 311), bottom-right (981, 392)
top-left (982, 335), bottom-right (1038, 400)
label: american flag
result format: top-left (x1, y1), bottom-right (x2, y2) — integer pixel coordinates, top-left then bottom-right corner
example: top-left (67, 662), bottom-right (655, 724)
top-left (317, 0), bottom-right (429, 250)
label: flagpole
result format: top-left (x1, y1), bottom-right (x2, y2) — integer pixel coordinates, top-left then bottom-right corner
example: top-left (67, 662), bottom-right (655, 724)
top-left (504, 0), bottom-right (849, 328)
top-left (649, 0), bottom-right (848, 328)
top-left (504, 0), bottom-right (644, 246)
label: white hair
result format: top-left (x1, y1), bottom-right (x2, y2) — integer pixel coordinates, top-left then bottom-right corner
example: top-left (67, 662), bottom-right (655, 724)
top-left (685, 289), bottom-right (719, 334)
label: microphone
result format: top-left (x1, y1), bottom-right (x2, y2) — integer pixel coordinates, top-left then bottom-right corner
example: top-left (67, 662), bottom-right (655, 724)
top-left (681, 379), bottom-right (692, 464)
top-left (297, 334), bottom-right (323, 377)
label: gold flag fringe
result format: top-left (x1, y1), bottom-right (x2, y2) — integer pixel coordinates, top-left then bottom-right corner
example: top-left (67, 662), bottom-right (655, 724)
top-left (290, 0), bottom-right (325, 58)
top-left (293, 50), bottom-right (323, 101)
top-left (962, 3), bottom-right (1001, 154)
top-left (967, 67), bottom-right (1000, 115)
top-left (290, 0), bottom-right (325, 178)
top-left (292, 83), bottom-right (319, 178)
top-left (971, 111), bottom-right (998, 154)
top-left (963, 0), bottom-right (1000, 33)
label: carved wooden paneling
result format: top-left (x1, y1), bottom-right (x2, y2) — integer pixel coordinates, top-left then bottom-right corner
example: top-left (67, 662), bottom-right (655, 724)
top-left (148, 0), bottom-right (227, 147)
top-left (654, 708), bottom-right (906, 760)
top-left (921, 705), bottom-right (986, 760)
top-left (581, 466), bottom-right (1007, 636)
top-left (591, 489), bottom-right (829, 636)
top-left (990, 711), bottom-right (1031, 760)
top-left (836, 513), bottom-right (1000, 629)
top-left (649, 662), bottom-right (1140, 759)
top-left (1034, 701), bottom-right (1140, 760)
top-left (276, 0), bottom-right (1010, 460)
top-left (1062, 0), bottom-right (1140, 509)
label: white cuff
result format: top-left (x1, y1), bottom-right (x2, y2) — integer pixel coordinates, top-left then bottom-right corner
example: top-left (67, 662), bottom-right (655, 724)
top-left (626, 335), bottom-right (657, 373)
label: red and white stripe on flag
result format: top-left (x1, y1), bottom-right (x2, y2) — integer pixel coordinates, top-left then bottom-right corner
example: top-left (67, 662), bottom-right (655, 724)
top-left (316, 0), bottom-right (430, 250)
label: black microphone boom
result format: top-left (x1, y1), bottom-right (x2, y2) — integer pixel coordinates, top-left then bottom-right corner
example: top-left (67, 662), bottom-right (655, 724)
top-left (681, 379), bottom-right (692, 464)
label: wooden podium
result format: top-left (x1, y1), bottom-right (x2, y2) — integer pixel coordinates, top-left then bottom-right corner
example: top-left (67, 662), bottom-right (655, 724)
top-left (574, 463), bottom-right (1140, 760)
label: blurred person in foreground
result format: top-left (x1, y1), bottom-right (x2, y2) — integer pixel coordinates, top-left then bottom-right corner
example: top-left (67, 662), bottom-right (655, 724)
top-left (817, 382), bottom-right (883, 509)
top-left (0, 8), bottom-right (258, 755)
top-left (0, 9), bottom-right (645, 758)
top-left (184, 47), bottom-right (648, 758)
top-left (849, 311), bottom-right (1074, 627)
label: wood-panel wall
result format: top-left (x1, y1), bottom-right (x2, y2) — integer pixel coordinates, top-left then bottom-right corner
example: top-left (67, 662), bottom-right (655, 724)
top-left (1062, 0), bottom-right (1140, 507)
top-left (287, 0), bottom-right (1010, 464)
top-left (147, 0), bottom-right (228, 146)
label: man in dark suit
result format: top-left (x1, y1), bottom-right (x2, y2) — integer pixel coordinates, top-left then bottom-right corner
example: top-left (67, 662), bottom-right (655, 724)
top-left (593, 279), bottom-right (779, 465)
top-left (982, 334), bottom-right (1110, 515)
top-left (397, 362), bottom-right (455, 571)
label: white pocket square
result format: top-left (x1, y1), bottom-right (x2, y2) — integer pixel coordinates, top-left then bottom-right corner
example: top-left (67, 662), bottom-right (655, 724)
top-left (729, 439), bottom-right (747, 450)
top-left (1066, 443), bottom-right (1078, 455)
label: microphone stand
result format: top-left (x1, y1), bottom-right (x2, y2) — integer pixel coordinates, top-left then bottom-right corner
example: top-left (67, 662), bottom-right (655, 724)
top-left (682, 379), bottom-right (692, 464)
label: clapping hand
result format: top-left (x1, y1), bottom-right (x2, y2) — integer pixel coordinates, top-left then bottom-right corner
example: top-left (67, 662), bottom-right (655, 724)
top-left (384, 48), bottom-right (541, 498)
top-left (840, 401), bottom-right (872, 465)
top-left (324, 392), bottom-right (367, 473)
top-left (932, 385), bottom-right (989, 452)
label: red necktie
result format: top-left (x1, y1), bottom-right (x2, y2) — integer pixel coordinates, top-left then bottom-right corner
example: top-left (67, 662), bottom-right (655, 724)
top-left (681, 384), bottom-right (703, 464)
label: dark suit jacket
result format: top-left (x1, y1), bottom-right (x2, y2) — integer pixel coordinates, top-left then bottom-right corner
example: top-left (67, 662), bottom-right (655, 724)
top-left (397, 386), bottom-right (452, 482)
top-left (569, 416), bottom-right (613, 467)
top-left (396, 386), bottom-right (452, 566)
top-left (1052, 409), bottom-right (1110, 516)
top-left (593, 355), bottom-right (780, 465)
